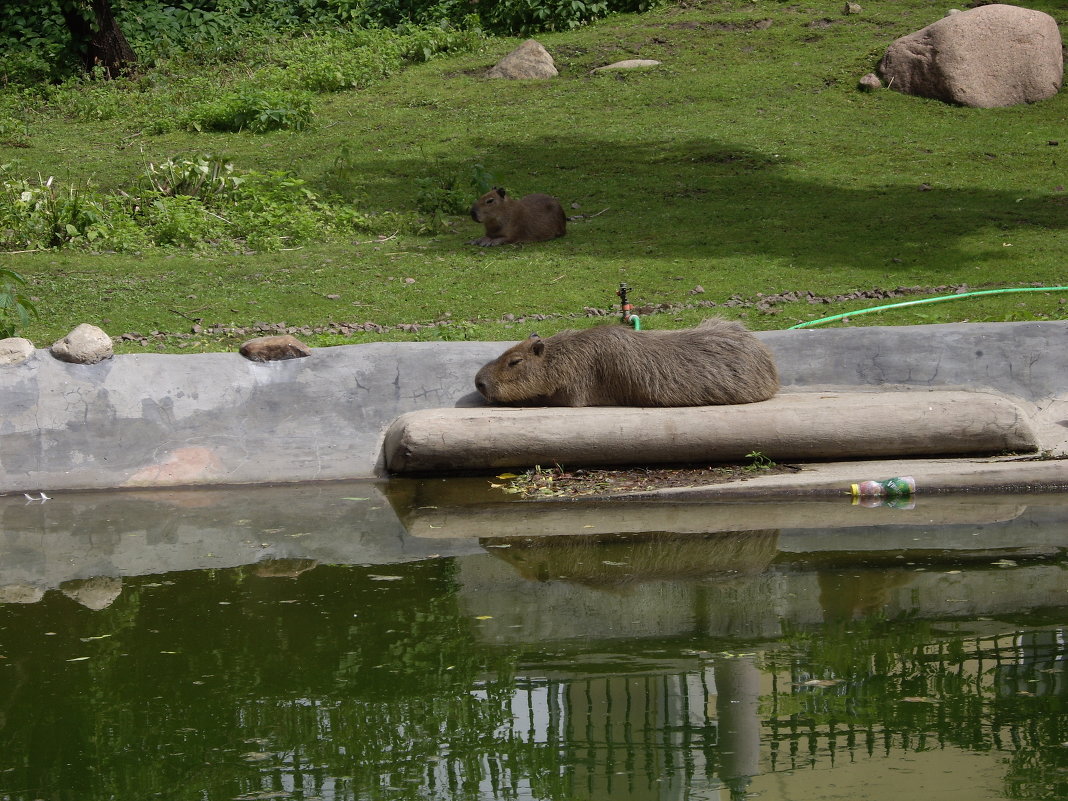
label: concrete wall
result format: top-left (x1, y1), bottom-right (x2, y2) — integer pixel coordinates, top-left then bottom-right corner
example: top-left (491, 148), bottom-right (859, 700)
top-left (1, 321), bottom-right (1065, 493)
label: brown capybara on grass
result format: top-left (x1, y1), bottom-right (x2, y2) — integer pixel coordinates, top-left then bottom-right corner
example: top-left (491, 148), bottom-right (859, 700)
top-left (469, 188), bottom-right (566, 246)
top-left (474, 318), bottom-right (779, 407)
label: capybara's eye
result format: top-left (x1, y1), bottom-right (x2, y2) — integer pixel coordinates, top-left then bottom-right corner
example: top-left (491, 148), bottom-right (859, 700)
top-left (507, 357), bottom-right (523, 367)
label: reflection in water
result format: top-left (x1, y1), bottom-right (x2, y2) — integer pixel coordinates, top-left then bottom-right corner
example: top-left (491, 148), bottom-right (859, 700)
top-left (0, 490), bottom-right (1066, 800)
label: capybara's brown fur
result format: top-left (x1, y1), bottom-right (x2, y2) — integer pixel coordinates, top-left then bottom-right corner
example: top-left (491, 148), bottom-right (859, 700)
top-left (469, 187), bottom-right (566, 246)
top-left (474, 318), bottom-right (779, 407)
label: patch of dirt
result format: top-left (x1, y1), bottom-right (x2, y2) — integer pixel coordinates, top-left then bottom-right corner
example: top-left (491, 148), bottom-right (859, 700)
top-left (492, 463), bottom-right (801, 499)
top-left (122, 284), bottom-right (979, 348)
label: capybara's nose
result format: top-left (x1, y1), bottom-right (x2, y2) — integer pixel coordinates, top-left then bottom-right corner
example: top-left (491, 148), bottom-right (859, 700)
top-left (469, 204), bottom-right (480, 222)
top-left (475, 379), bottom-right (486, 395)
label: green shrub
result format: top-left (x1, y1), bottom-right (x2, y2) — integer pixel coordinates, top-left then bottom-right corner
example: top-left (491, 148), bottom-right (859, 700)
top-left (416, 163), bottom-right (495, 216)
top-left (269, 35), bottom-right (404, 93)
top-left (140, 195), bottom-right (227, 248)
top-left (221, 170), bottom-right (326, 250)
top-left (142, 154), bottom-right (244, 200)
top-left (116, 0), bottom-right (249, 63)
top-left (0, 112), bottom-right (29, 148)
top-left (0, 171), bottom-right (109, 249)
top-left (0, 268), bottom-right (37, 339)
top-left (0, 48), bottom-right (58, 86)
top-left (476, 0), bottom-right (660, 34)
top-left (185, 86), bottom-right (315, 132)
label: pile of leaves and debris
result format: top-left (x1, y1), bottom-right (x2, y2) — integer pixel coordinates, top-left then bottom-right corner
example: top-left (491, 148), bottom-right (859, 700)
top-left (490, 458), bottom-right (801, 499)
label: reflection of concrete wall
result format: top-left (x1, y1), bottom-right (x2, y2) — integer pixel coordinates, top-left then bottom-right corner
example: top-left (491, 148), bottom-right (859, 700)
top-left (399, 496), bottom-right (1028, 541)
top-left (457, 555), bottom-right (1068, 643)
top-left (0, 482), bottom-right (481, 593)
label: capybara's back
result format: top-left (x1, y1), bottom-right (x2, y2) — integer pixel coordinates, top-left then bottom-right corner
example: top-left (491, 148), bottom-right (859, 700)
top-left (474, 318), bottom-right (779, 407)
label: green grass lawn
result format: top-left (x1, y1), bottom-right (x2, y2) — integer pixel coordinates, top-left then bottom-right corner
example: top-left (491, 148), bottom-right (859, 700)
top-left (2, 0), bottom-right (1066, 353)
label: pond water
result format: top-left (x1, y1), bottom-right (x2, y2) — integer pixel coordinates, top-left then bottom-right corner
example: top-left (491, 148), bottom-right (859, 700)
top-left (1, 481), bottom-right (1067, 801)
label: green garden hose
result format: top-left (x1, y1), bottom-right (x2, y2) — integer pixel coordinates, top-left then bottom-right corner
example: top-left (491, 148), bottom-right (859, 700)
top-left (788, 286), bottom-right (1068, 329)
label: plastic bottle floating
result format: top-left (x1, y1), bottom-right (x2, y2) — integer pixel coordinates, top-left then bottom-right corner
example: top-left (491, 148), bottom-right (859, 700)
top-left (850, 476), bottom-right (916, 509)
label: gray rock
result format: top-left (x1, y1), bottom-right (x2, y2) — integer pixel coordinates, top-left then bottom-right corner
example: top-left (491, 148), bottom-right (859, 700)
top-left (593, 59), bottom-right (662, 72)
top-left (879, 4), bottom-right (1063, 108)
top-left (858, 72), bottom-right (882, 91)
top-left (50, 324), bottom-right (113, 364)
top-left (844, 2), bottom-right (862, 14)
top-left (486, 39), bottom-right (558, 79)
top-left (239, 334), bottom-right (312, 362)
top-left (0, 337), bottom-right (34, 366)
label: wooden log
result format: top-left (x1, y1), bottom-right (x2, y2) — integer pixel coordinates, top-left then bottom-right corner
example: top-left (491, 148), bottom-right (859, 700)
top-left (383, 390), bottom-right (1038, 473)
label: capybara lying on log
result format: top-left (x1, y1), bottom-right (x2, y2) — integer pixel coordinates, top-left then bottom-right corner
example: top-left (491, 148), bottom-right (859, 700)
top-left (469, 188), bottom-right (566, 246)
top-left (474, 318), bottom-right (779, 407)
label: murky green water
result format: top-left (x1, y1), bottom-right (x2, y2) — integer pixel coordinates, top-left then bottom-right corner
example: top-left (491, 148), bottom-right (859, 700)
top-left (1, 483), bottom-right (1068, 801)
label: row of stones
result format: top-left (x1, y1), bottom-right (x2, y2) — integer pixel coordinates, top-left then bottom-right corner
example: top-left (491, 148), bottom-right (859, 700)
top-left (0, 324), bottom-right (311, 366)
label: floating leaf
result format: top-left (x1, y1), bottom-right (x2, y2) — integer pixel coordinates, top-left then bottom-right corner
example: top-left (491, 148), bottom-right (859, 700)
top-left (474, 615), bottom-right (493, 620)
top-left (368, 574), bottom-right (403, 581)
top-left (67, 656), bottom-right (91, 662)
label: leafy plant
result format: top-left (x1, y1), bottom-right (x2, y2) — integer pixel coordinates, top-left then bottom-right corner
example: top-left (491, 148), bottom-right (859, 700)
top-left (416, 162), bottom-right (496, 216)
top-left (186, 87), bottom-right (314, 133)
top-left (0, 171), bottom-right (109, 249)
top-left (745, 451), bottom-right (776, 471)
top-left (142, 154), bottom-right (243, 200)
top-left (0, 268), bottom-right (37, 338)
top-left (0, 111), bottom-right (29, 148)
top-left (141, 194), bottom-right (227, 248)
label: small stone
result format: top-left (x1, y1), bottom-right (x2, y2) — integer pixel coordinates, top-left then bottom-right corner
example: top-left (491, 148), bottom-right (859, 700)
top-left (592, 59), bottom-right (662, 73)
top-left (0, 337), bottom-right (35, 366)
top-left (50, 324), bottom-right (113, 364)
top-left (858, 72), bottom-right (882, 92)
top-left (239, 334), bottom-right (312, 362)
top-left (691, 285), bottom-right (706, 295)
top-left (844, 2), bottom-right (862, 14)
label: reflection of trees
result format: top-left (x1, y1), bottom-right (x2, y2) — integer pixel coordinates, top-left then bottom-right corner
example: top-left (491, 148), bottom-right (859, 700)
top-left (1, 560), bottom-right (1068, 800)
top-left (765, 615), bottom-right (1068, 799)
top-left (0, 560), bottom-right (526, 801)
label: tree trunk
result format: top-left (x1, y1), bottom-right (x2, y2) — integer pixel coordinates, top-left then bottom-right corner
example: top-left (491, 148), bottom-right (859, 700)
top-left (60, 0), bottom-right (137, 78)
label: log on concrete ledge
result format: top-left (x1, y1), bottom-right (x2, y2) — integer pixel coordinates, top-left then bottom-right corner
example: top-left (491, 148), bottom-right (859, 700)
top-left (383, 390), bottom-right (1039, 474)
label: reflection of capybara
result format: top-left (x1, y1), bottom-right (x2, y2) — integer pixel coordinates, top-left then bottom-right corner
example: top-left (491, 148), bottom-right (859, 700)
top-left (475, 318), bottom-right (779, 407)
top-left (468, 188), bottom-right (566, 246)
top-left (483, 530), bottom-right (780, 588)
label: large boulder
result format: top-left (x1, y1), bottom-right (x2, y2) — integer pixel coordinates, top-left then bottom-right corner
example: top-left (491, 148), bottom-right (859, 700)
top-left (486, 39), bottom-right (558, 79)
top-left (879, 4), bottom-right (1063, 108)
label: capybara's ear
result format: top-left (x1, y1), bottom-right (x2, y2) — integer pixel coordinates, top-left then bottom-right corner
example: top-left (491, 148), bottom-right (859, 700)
top-left (531, 339), bottom-right (546, 356)
top-left (495, 187), bottom-right (507, 198)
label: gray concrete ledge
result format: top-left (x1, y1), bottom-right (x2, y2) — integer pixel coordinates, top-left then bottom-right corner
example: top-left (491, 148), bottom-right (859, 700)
top-left (1, 321), bottom-right (1066, 494)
